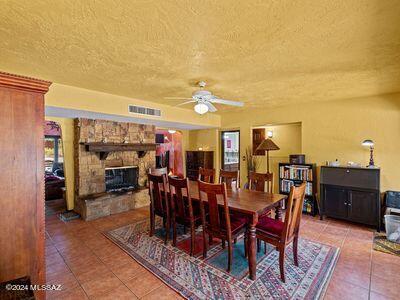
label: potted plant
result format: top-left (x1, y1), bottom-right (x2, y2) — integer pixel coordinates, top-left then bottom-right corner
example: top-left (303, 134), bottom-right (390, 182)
top-left (244, 147), bottom-right (260, 188)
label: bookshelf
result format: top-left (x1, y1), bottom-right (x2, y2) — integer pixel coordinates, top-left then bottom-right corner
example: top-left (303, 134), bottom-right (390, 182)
top-left (279, 162), bottom-right (318, 216)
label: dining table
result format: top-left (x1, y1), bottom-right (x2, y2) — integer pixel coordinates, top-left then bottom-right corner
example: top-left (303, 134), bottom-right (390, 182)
top-left (171, 180), bottom-right (287, 280)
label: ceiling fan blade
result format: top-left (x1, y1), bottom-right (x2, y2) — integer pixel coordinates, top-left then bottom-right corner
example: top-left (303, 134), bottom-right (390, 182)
top-left (164, 97), bottom-right (192, 100)
top-left (209, 98), bottom-right (244, 107)
top-left (205, 102), bottom-right (217, 112)
top-left (176, 100), bottom-right (196, 106)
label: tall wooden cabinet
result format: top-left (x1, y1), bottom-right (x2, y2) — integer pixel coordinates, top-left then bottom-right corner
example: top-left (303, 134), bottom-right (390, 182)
top-left (0, 72), bottom-right (51, 298)
top-left (186, 151), bottom-right (214, 180)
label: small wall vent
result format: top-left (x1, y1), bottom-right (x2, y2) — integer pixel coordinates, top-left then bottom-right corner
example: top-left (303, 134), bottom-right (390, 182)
top-left (128, 105), bottom-right (161, 117)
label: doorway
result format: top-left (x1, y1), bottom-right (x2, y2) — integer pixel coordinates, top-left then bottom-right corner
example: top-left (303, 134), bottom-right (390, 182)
top-left (221, 130), bottom-right (240, 172)
top-left (251, 122), bottom-right (302, 193)
top-left (155, 129), bottom-right (184, 176)
top-left (44, 120), bottom-right (66, 216)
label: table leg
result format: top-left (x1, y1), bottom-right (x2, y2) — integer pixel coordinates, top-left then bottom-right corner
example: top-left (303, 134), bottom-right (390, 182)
top-left (247, 220), bottom-right (257, 280)
top-left (275, 204), bottom-right (282, 221)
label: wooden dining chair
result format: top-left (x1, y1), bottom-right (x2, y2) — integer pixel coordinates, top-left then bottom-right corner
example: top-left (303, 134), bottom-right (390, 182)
top-left (255, 182), bottom-right (306, 282)
top-left (248, 171), bottom-right (274, 193)
top-left (219, 169), bottom-right (239, 189)
top-left (249, 171), bottom-right (274, 251)
top-left (148, 173), bottom-right (170, 244)
top-left (198, 180), bottom-right (247, 272)
top-left (198, 167), bottom-right (215, 183)
top-left (248, 171), bottom-right (274, 240)
top-left (168, 176), bottom-right (201, 256)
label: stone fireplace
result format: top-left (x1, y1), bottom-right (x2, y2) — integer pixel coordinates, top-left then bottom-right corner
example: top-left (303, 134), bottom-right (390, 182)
top-left (74, 118), bottom-right (156, 220)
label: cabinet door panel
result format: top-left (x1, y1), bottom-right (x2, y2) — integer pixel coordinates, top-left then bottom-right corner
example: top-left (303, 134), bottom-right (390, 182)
top-left (323, 186), bottom-right (348, 218)
top-left (348, 190), bottom-right (378, 225)
top-left (252, 128), bottom-right (265, 155)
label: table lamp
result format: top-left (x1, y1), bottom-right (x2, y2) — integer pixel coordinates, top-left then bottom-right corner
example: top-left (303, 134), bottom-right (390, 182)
top-left (362, 139), bottom-right (375, 167)
top-left (256, 138), bottom-right (280, 173)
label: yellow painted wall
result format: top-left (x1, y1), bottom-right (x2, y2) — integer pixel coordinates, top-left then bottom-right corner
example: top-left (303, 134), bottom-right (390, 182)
top-left (219, 93), bottom-right (400, 192)
top-left (188, 129), bottom-right (220, 172)
top-left (189, 123), bottom-right (302, 190)
top-left (254, 123), bottom-right (302, 192)
top-left (46, 83), bottom-right (221, 128)
top-left (45, 117), bottom-right (75, 210)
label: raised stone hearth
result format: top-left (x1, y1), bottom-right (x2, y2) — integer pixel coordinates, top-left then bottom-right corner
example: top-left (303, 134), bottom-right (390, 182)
top-left (74, 118), bottom-right (156, 220)
top-left (76, 189), bottom-right (150, 221)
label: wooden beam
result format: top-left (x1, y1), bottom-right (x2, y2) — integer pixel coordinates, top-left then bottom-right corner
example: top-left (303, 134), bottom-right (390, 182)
top-left (81, 142), bottom-right (157, 160)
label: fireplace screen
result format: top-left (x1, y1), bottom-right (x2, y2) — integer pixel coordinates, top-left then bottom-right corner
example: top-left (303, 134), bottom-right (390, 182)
top-left (105, 166), bottom-right (139, 192)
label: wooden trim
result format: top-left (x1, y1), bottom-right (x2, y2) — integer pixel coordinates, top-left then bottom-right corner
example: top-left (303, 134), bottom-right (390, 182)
top-left (82, 142), bottom-right (157, 160)
top-left (82, 142), bottom-right (157, 152)
top-left (34, 93), bottom-right (45, 299)
top-left (0, 75), bottom-right (49, 299)
top-left (0, 71), bottom-right (51, 94)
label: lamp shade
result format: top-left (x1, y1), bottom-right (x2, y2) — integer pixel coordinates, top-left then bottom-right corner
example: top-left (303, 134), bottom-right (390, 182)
top-left (256, 138), bottom-right (280, 152)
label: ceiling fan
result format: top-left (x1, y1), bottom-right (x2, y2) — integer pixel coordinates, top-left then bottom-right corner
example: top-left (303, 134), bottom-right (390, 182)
top-left (165, 81), bottom-right (244, 114)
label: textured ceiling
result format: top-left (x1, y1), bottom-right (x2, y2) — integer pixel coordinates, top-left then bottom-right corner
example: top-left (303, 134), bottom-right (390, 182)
top-left (1, 0), bottom-right (400, 112)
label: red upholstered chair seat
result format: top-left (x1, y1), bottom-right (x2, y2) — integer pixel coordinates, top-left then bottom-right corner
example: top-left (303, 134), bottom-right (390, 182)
top-left (221, 215), bottom-right (247, 233)
top-left (206, 214), bottom-right (247, 234)
top-left (256, 216), bottom-right (284, 237)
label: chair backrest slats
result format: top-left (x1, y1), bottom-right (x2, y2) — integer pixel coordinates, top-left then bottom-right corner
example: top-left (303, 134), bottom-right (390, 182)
top-left (248, 171), bottom-right (274, 193)
top-left (282, 183), bottom-right (306, 242)
top-left (219, 169), bottom-right (239, 189)
top-left (168, 176), bottom-right (192, 220)
top-left (148, 173), bottom-right (168, 215)
top-left (198, 180), bottom-right (231, 238)
top-left (198, 167), bottom-right (215, 183)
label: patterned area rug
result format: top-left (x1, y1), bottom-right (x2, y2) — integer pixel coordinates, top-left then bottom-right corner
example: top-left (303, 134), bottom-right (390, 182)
top-left (105, 219), bottom-right (339, 299)
top-left (373, 232), bottom-right (400, 257)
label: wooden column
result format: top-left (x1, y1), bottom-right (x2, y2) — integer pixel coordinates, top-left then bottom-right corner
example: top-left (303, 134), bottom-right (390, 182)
top-left (0, 71), bottom-right (51, 299)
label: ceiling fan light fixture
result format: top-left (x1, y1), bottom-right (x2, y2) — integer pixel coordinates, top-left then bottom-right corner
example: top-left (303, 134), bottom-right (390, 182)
top-left (194, 103), bottom-right (209, 114)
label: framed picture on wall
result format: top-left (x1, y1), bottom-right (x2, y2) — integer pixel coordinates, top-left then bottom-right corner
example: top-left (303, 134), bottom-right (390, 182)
top-left (227, 139), bottom-right (232, 149)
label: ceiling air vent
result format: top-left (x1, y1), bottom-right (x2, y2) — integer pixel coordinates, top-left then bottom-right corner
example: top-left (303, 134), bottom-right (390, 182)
top-left (128, 105), bottom-right (161, 117)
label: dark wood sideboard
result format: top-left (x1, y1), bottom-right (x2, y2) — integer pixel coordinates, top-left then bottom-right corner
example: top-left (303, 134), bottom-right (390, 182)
top-left (320, 166), bottom-right (381, 230)
top-left (186, 151), bottom-right (214, 180)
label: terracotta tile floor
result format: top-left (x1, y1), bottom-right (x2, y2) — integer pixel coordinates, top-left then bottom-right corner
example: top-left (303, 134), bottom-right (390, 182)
top-left (45, 207), bottom-right (400, 299)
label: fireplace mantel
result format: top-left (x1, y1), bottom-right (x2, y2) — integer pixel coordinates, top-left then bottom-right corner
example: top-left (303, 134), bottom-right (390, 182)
top-left (82, 142), bottom-right (157, 160)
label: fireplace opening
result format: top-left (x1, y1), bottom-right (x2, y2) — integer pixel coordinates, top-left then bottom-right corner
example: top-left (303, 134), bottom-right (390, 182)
top-left (105, 166), bottom-right (139, 192)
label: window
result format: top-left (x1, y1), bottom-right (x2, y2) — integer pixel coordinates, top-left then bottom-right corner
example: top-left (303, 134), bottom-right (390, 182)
top-left (45, 136), bottom-right (63, 173)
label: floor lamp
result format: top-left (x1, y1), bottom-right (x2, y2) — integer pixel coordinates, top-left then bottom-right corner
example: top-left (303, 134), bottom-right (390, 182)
top-left (256, 138), bottom-right (280, 173)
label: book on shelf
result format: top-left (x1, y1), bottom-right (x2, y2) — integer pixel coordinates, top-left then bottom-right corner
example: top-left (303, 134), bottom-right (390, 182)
top-left (280, 179), bottom-right (313, 196)
top-left (279, 165), bottom-right (313, 181)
